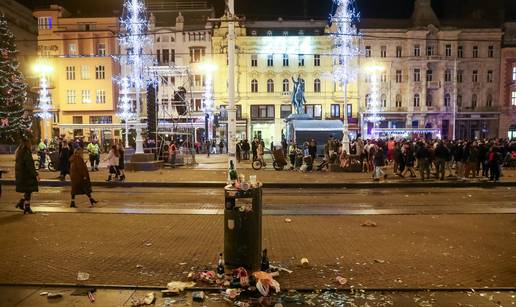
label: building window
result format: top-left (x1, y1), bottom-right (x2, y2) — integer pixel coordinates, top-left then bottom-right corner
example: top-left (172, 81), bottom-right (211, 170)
top-left (426, 94), bottom-right (432, 107)
top-left (395, 94), bottom-right (402, 107)
top-left (280, 105), bottom-right (292, 118)
top-left (381, 72), bottom-right (387, 83)
top-left (38, 17), bottom-right (52, 30)
top-left (457, 95), bottom-right (463, 107)
top-left (413, 69), bottom-right (421, 82)
top-left (267, 79), bottom-right (274, 93)
top-left (251, 105), bottom-right (275, 119)
top-left (472, 70), bottom-right (478, 83)
top-left (427, 45), bottom-right (434, 56)
top-left (346, 104), bottom-right (352, 118)
top-left (395, 70), bottom-right (402, 83)
top-left (298, 54), bottom-right (305, 66)
top-left (314, 79), bottom-right (321, 93)
top-left (96, 89), bottom-right (106, 104)
top-left (89, 116), bottom-right (112, 124)
top-left (251, 54), bottom-right (257, 67)
top-left (170, 49), bottom-right (175, 62)
top-left (444, 93), bottom-right (451, 107)
top-left (68, 43), bottom-right (77, 56)
top-left (330, 104), bottom-right (340, 118)
top-left (472, 46), bottom-right (479, 58)
top-left (80, 65), bottom-right (89, 79)
top-left (66, 66), bottom-right (76, 80)
top-left (81, 90), bottom-right (91, 103)
top-left (267, 54), bottom-right (274, 67)
top-left (67, 90), bottom-right (76, 104)
top-left (426, 69), bottom-right (433, 82)
top-left (396, 46), bottom-right (402, 58)
top-left (72, 116), bottom-right (83, 124)
top-left (282, 79), bottom-right (289, 92)
top-left (380, 46), bottom-right (387, 58)
top-left (162, 49), bottom-right (170, 64)
top-left (365, 94), bottom-right (371, 107)
top-left (282, 54), bottom-right (289, 66)
top-left (512, 91), bottom-right (516, 106)
top-left (365, 46), bottom-right (371, 57)
top-left (97, 43), bottom-right (106, 56)
top-left (304, 104), bottom-right (322, 119)
top-left (471, 94), bottom-right (477, 109)
top-left (189, 47), bottom-right (205, 63)
top-left (444, 69), bottom-right (452, 82)
top-left (381, 94), bottom-right (387, 107)
top-left (95, 65), bottom-right (105, 79)
top-left (445, 44), bottom-right (452, 57)
top-left (488, 46), bottom-right (494, 58)
top-left (457, 70), bottom-right (463, 83)
top-left (193, 75), bottom-right (204, 87)
top-left (486, 94), bottom-right (493, 107)
top-left (314, 54), bottom-right (320, 66)
top-left (458, 45), bottom-right (464, 58)
top-left (513, 67), bottom-right (516, 81)
top-left (413, 94), bottom-right (420, 107)
top-left (487, 70), bottom-right (493, 83)
top-left (251, 79), bottom-right (258, 93)
top-left (413, 44), bottom-right (420, 57)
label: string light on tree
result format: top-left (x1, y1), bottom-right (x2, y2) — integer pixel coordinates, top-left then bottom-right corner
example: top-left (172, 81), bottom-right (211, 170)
top-left (331, 0), bottom-right (361, 151)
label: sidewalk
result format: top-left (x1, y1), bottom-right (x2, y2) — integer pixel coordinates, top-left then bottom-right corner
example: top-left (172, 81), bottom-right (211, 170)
top-left (1, 153), bottom-right (516, 187)
top-left (0, 212), bottom-right (514, 290)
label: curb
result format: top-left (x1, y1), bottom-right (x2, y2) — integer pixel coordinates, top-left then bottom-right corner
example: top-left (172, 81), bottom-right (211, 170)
top-left (1, 179), bottom-right (515, 189)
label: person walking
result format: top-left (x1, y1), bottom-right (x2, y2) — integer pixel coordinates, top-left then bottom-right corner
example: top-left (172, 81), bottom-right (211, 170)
top-left (257, 141), bottom-right (265, 167)
top-left (236, 140), bottom-right (242, 163)
top-left (242, 139), bottom-right (250, 160)
top-left (308, 139), bottom-right (317, 162)
top-left (117, 142), bottom-right (126, 181)
top-left (416, 142), bottom-right (431, 181)
top-left (251, 138), bottom-right (258, 162)
top-left (69, 148), bottom-right (98, 208)
top-left (219, 139), bottom-right (225, 154)
top-left (15, 138), bottom-right (39, 214)
top-left (434, 140), bottom-right (449, 180)
top-left (168, 141), bottom-right (177, 168)
top-left (58, 140), bottom-right (72, 181)
top-left (373, 147), bottom-right (387, 181)
top-left (488, 146), bottom-right (501, 182)
top-left (106, 145), bottom-right (120, 182)
top-left (86, 139), bottom-right (100, 171)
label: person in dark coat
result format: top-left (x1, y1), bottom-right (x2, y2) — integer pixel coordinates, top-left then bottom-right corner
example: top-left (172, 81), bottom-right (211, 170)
top-left (69, 148), bottom-right (97, 208)
top-left (59, 140), bottom-right (72, 181)
top-left (15, 138), bottom-right (38, 214)
top-left (117, 142), bottom-right (126, 181)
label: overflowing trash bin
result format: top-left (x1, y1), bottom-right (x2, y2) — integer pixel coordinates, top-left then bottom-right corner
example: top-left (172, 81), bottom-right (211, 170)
top-left (224, 185), bottom-right (262, 271)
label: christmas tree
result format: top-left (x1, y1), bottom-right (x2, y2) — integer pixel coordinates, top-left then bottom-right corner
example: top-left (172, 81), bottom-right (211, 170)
top-left (0, 15), bottom-right (31, 143)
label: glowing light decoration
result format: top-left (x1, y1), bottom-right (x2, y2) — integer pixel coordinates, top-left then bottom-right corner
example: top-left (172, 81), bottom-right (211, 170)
top-left (365, 65), bottom-right (385, 127)
top-left (116, 0), bottom-right (155, 150)
top-left (198, 63), bottom-right (216, 140)
top-left (34, 64), bottom-right (53, 120)
top-left (260, 36), bottom-right (313, 55)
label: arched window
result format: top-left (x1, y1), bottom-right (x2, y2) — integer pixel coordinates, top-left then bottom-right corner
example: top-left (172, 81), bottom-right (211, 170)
top-left (486, 94), bottom-right (493, 107)
top-left (314, 79), bottom-right (321, 93)
top-left (426, 94), bottom-right (432, 106)
top-left (471, 94), bottom-right (477, 109)
top-left (444, 93), bottom-right (451, 107)
top-left (282, 79), bottom-right (289, 92)
top-left (381, 94), bottom-right (387, 107)
top-left (395, 94), bottom-right (402, 107)
top-left (267, 79), bottom-right (274, 93)
top-left (251, 79), bottom-right (258, 93)
top-left (413, 94), bottom-right (420, 107)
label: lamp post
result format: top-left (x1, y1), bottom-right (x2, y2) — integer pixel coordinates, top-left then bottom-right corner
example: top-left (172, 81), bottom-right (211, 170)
top-left (34, 62), bottom-right (53, 140)
top-left (227, 0), bottom-right (237, 164)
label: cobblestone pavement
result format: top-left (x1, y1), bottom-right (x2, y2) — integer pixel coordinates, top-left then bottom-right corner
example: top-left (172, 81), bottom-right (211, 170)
top-left (0, 212), bottom-right (514, 290)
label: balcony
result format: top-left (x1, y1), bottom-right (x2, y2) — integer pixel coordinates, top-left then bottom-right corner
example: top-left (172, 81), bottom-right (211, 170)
top-left (427, 81), bottom-right (441, 90)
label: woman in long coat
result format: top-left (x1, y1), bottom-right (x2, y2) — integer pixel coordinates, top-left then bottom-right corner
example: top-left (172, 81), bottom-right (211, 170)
top-left (69, 148), bottom-right (97, 207)
top-left (15, 138), bottom-right (38, 214)
top-left (59, 140), bottom-right (72, 181)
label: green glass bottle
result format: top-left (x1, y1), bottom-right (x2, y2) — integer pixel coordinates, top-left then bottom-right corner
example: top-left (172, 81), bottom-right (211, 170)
top-left (229, 160), bottom-right (238, 181)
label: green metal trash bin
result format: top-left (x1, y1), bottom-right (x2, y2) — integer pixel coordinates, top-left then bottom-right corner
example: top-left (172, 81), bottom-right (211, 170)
top-left (224, 186), bottom-right (262, 271)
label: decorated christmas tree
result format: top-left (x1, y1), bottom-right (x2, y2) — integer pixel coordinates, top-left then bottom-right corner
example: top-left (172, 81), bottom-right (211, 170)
top-left (0, 15), bottom-right (31, 143)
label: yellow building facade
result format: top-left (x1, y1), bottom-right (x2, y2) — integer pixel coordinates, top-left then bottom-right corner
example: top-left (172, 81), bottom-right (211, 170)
top-left (212, 18), bottom-right (359, 146)
top-left (33, 5), bottom-right (120, 145)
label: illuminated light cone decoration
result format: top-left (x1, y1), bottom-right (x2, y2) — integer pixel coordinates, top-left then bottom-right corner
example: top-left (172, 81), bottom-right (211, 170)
top-left (331, 0), bottom-right (361, 150)
top-left (365, 65), bottom-right (385, 134)
top-left (0, 15), bottom-right (31, 143)
top-left (116, 0), bottom-right (155, 150)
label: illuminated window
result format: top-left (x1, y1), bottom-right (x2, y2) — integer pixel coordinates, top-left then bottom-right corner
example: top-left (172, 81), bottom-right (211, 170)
top-left (330, 104), bottom-right (340, 118)
top-left (314, 79), bottom-right (321, 93)
top-left (95, 65), bottom-right (105, 79)
top-left (81, 90), bottom-right (91, 104)
top-left (38, 17), bottom-right (52, 30)
top-left (512, 91), bottom-right (516, 106)
top-left (251, 79), bottom-right (258, 93)
top-left (512, 67), bottom-right (516, 81)
top-left (67, 90), bottom-right (76, 104)
top-left (96, 89), bottom-right (106, 104)
top-left (267, 79), bottom-right (274, 93)
top-left (68, 43), bottom-right (77, 56)
top-left (314, 54), bottom-right (320, 66)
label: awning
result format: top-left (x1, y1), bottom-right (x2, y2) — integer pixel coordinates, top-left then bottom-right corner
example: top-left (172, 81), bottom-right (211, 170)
top-left (291, 120), bottom-right (344, 132)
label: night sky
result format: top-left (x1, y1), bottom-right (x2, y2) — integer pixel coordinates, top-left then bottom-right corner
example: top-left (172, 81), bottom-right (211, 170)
top-left (18, 0), bottom-right (515, 21)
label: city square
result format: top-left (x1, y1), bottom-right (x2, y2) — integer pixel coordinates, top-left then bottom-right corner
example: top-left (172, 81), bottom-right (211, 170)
top-left (1, 0), bottom-right (516, 306)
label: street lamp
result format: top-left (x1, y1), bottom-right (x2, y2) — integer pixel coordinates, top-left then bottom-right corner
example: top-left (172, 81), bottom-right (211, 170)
top-left (198, 62), bottom-right (217, 142)
top-left (33, 62), bottom-right (54, 140)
